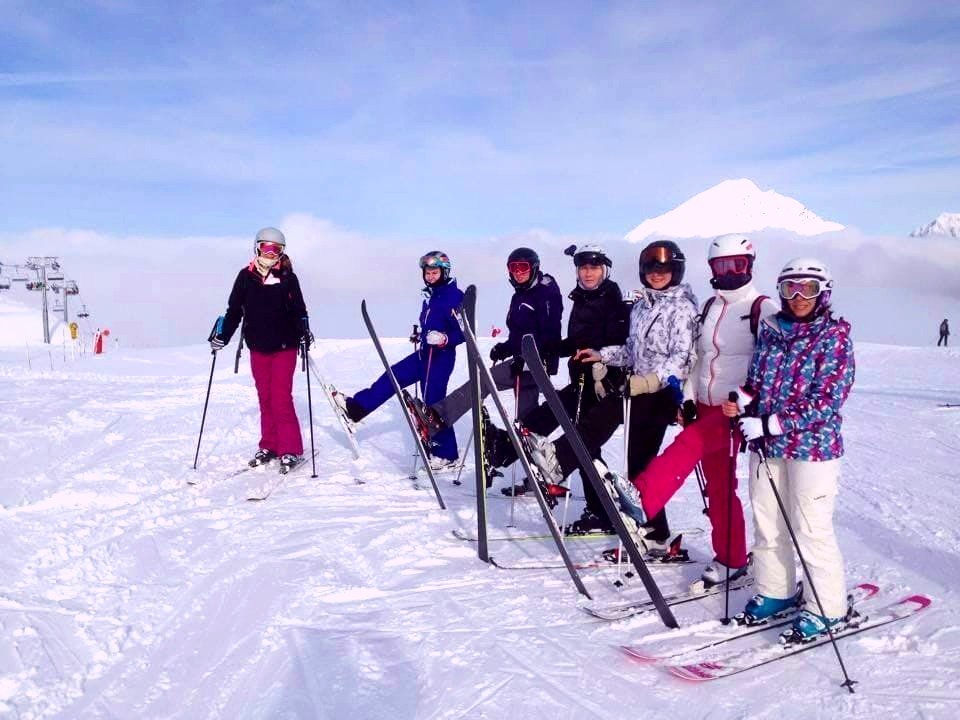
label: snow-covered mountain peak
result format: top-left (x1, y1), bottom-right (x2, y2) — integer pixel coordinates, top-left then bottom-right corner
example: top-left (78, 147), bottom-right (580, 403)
top-left (910, 212), bottom-right (960, 238)
top-left (625, 178), bottom-right (845, 243)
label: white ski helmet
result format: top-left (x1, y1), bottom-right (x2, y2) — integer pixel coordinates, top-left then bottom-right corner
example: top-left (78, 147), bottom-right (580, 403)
top-left (707, 234), bottom-right (755, 290)
top-left (708, 233), bottom-right (755, 261)
top-left (254, 227), bottom-right (286, 252)
top-left (777, 257), bottom-right (832, 286)
top-left (777, 257), bottom-right (833, 320)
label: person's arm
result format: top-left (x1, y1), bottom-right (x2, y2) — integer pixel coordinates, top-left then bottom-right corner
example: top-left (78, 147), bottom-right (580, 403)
top-left (219, 270), bottom-right (246, 343)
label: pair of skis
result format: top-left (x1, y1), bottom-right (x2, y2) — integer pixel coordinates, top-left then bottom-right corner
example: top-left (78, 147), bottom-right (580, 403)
top-left (619, 584), bottom-right (932, 682)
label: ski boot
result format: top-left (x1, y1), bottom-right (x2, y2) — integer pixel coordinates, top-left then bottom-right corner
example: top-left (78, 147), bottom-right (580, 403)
top-left (279, 454), bottom-right (304, 475)
top-left (428, 455), bottom-right (458, 472)
top-left (410, 397), bottom-right (445, 439)
top-left (736, 586), bottom-right (803, 626)
top-left (331, 389), bottom-right (366, 424)
top-left (249, 448), bottom-right (277, 467)
top-left (644, 534), bottom-right (689, 563)
top-left (700, 558), bottom-right (751, 586)
top-left (566, 508), bottom-right (615, 536)
top-left (780, 605), bottom-right (859, 645)
top-left (608, 469), bottom-right (646, 525)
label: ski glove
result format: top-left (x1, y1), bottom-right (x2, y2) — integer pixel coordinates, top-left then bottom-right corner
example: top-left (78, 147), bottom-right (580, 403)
top-left (734, 386), bottom-right (755, 415)
top-left (300, 318), bottom-right (314, 349)
top-left (591, 362), bottom-right (609, 399)
top-left (509, 357), bottom-right (525, 379)
top-left (409, 325), bottom-right (421, 345)
top-left (426, 330), bottom-right (448, 347)
top-left (210, 336), bottom-right (226, 353)
top-left (490, 342), bottom-right (512, 362)
top-left (738, 414), bottom-right (783, 442)
top-left (681, 399), bottom-right (697, 425)
top-left (629, 372), bottom-right (661, 396)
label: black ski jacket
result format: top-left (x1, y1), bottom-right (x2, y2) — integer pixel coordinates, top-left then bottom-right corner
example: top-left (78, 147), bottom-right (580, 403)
top-left (558, 278), bottom-right (630, 385)
top-left (220, 261), bottom-right (309, 353)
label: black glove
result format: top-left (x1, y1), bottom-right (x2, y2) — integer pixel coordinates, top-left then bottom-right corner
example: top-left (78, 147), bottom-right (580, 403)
top-left (509, 356), bottom-right (525, 378)
top-left (681, 399), bottom-right (697, 425)
top-left (489, 342), bottom-right (512, 362)
top-left (409, 325), bottom-right (421, 345)
top-left (301, 317), bottom-right (314, 348)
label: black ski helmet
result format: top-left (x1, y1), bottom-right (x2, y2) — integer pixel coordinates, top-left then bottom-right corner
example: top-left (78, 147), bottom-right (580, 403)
top-left (638, 240), bottom-right (685, 288)
top-left (507, 247), bottom-right (540, 289)
top-left (419, 250), bottom-right (452, 284)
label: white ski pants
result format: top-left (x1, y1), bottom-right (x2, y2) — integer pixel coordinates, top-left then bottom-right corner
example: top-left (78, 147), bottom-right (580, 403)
top-left (748, 454), bottom-right (847, 618)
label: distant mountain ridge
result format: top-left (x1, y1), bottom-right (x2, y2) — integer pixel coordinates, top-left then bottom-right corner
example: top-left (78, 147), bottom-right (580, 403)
top-left (910, 212), bottom-right (960, 238)
top-left (625, 178), bottom-right (845, 242)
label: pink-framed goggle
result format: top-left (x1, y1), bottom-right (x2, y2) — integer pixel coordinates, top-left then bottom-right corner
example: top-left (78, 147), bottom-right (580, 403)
top-left (258, 242), bottom-right (284, 258)
top-left (507, 260), bottom-right (532, 275)
top-left (778, 278), bottom-right (824, 300)
top-left (709, 255), bottom-right (751, 276)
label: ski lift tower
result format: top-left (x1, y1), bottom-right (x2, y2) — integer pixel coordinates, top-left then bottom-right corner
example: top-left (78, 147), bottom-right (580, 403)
top-left (0, 263), bottom-right (11, 291)
top-left (25, 256), bottom-right (63, 344)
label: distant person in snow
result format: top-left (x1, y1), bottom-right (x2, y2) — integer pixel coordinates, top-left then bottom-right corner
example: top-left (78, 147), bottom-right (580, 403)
top-left (407, 246), bottom-right (563, 487)
top-left (333, 251), bottom-right (465, 471)
top-left (210, 228), bottom-right (312, 473)
top-left (938, 318), bottom-right (949, 347)
top-left (722, 257), bottom-right (856, 642)
top-left (620, 234), bottom-right (779, 586)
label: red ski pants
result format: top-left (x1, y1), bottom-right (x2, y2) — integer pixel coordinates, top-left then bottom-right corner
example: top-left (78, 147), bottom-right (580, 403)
top-left (633, 402), bottom-right (747, 568)
top-left (250, 348), bottom-right (303, 456)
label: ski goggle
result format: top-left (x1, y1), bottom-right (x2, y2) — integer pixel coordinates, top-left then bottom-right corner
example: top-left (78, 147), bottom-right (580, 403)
top-left (419, 253), bottom-right (451, 270)
top-left (574, 252), bottom-right (610, 268)
top-left (639, 245), bottom-right (678, 274)
top-left (709, 256), bottom-right (751, 276)
top-left (778, 278), bottom-right (824, 300)
top-left (257, 242), bottom-right (284, 258)
top-left (507, 260), bottom-right (532, 275)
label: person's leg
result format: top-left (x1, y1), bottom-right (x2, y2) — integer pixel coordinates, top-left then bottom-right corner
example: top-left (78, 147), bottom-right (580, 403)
top-left (269, 348), bottom-right (304, 456)
top-left (352, 351), bottom-right (422, 414)
top-left (515, 371), bottom-right (540, 419)
top-left (748, 454), bottom-right (797, 600)
top-left (787, 458), bottom-right (846, 617)
top-left (698, 406), bottom-right (748, 568)
top-left (552, 392), bottom-right (624, 480)
top-left (250, 350), bottom-right (278, 452)
top-left (626, 392), bottom-right (673, 541)
top-left (424, 351), bottom-right (459, 460)
top-left (522, 382), bottom-right (580, 436)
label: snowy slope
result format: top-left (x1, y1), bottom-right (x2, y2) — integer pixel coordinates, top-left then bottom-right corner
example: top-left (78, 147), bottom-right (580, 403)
top-left (626, 179), bottom-right (845, 242)
top-left (910, 212), bottom-right (960, 238)
top-left (0, 330), bottom-right (958, 718)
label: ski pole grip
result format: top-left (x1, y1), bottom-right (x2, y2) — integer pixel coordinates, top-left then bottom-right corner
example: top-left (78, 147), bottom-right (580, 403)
top-left (208, 315), bottom-right (224, 342)
top-left (728, 391), bottom-right (739, 427)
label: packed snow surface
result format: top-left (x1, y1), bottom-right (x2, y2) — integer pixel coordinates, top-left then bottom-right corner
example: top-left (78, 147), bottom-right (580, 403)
top-left (626, 179), bottom-right (845, 242)
top-left (0, 326), bottom-right (958, 718)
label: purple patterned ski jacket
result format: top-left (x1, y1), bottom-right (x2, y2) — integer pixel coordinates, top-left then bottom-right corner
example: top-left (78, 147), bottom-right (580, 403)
top-left (746, 311), bottom-right (855, 461)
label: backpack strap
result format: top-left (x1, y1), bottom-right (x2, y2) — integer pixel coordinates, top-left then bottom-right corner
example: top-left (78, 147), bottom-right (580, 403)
top-left (749, 295), bottom-right (769, 339)
top-left (698, 296), bottom-right (717, 326)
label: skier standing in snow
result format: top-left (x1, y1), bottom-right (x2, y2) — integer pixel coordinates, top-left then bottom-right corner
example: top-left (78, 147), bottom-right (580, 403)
top-left (210, 227), bottom-right (312, 472)
top-left (504, 241), bottom-right (699, 553)
top-left (479, 245), bottom-right (631, 510)
top-left (724, 257), bottom-right (856, 641)
top-left (335, 251), bottom-right (464, 470)
top-left (938, 318), bottom-right (949, 347)
top-left (409, 247), bottom-right (563, 481)
top-left (619, 234), bottom-right (778, 583)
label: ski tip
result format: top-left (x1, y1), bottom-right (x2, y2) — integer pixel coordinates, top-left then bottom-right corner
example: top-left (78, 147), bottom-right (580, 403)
top-left (857, 582), bottom-right (880, 597)
top-left (665, 662), bottom-right (719, 681)
top-left (903, 594), bottom-right (933, 609)
top-left (619, 645), bottom-right (657, 663)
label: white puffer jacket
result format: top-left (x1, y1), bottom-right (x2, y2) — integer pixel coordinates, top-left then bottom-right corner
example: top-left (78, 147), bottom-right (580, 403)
top-left (694, 283), bottom-right (779, 406)
top-left (601, 283), bottom-right (699, 384)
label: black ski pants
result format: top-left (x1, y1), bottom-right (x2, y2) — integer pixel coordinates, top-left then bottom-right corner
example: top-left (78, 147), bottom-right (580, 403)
top-left (553, 387), bottom-right (678, 541)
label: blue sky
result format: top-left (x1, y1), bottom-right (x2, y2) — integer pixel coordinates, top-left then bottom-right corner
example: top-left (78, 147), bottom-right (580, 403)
top-left (1, 0), bottom-right (958, 240)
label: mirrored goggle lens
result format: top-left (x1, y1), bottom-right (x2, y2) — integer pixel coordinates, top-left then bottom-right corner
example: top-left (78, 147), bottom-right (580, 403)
top-left (258, 242), bottom-right (284, 257)
top-left (419, 254), bottom-right (449, 269)
top-left (709, 256), bottom-right (751, 275)
top-left (641, 261), bottom-right (672, 275)
top-left (508, 261), bottom-right (532, 274)
top-left (779, 278), bottom-right (822, 300)
top-left (575, 253), bottom-right (606, 267)
top-left (640, 246), bottom-right (672, 265)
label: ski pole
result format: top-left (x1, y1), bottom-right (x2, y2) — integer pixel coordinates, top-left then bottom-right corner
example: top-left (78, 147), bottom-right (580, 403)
top-left (193, 316), bottom-right (224, 470)
top-left (753, 442), bottom-right (857, 693)
top-left (301, 339), bottom-right (317, 478)
top-left (694, 463), bottom-right (710, 515)
top-left (723, 391), bottom-right (738, 624)
top-left (233, 325), bottom-right (244, 374)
